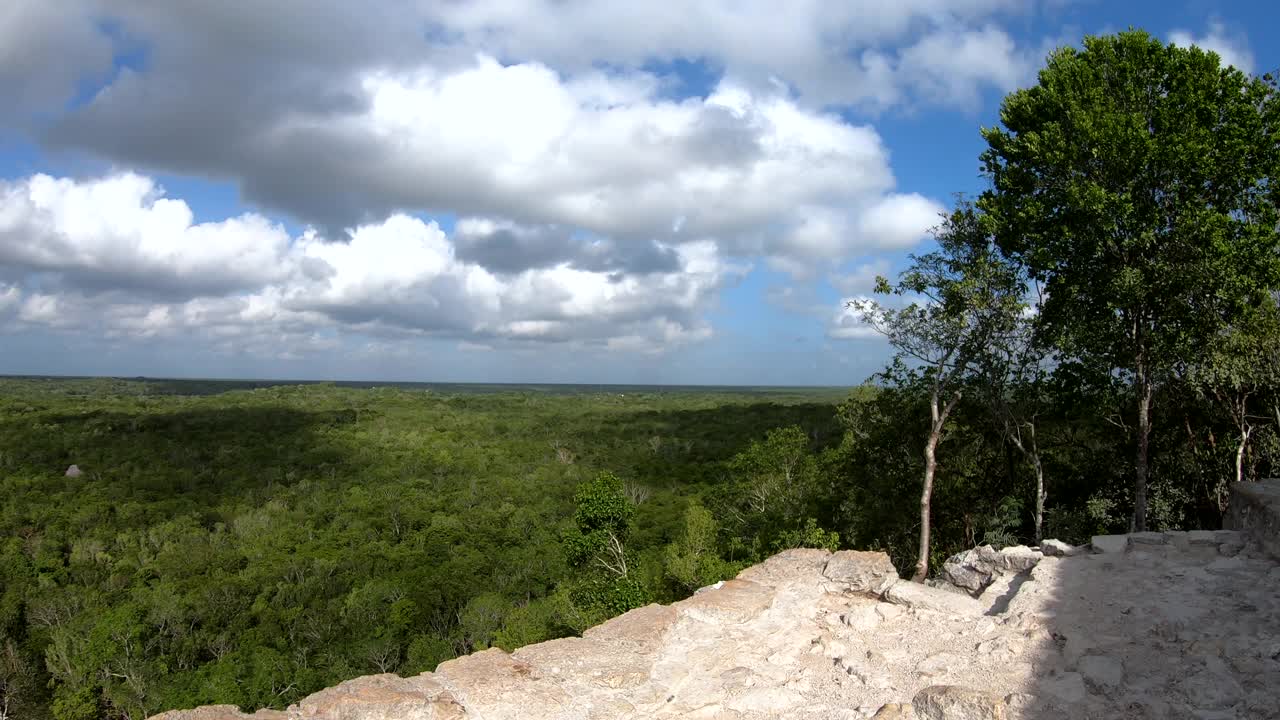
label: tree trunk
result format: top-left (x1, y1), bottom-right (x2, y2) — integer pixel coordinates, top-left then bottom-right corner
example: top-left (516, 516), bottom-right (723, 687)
top-left (1133, 367), bottom-right (1153, 532)
top-left (1234, 425), bottom-right (1252, 488)
top-left (1029, 423), bottom-right (1046, 544)
top-left (914, 431), bottom-right (939, 582)
top-left (1029, 460), bottom-right (1044, 544)
top-left (914, 388), bottom-right (960, 582)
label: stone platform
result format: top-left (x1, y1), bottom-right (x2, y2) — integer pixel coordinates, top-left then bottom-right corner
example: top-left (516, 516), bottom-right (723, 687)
top-left (152, 481), bottom-right (1280, 720)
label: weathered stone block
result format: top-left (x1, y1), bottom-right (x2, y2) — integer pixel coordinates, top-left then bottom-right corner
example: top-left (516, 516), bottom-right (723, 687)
top-left (1039, 539), bottom-right (1082, 557)
top-left (1090, 535), bottom-right (1128, 554)
top-left (675, 578), bottom-right (775, 623)
top-left (913, 685), bottom-right (1007, 720)
top-left (290, 674), bottom-right (465, 720)
top-left (1226, 479), bottom-right (1280, 559)
top-left (1128, 531), bottom-right (1166, 546)
top-left (884, 581), bottom-right (985, 616)
top-left (822, 549), bottom-right (899, 597)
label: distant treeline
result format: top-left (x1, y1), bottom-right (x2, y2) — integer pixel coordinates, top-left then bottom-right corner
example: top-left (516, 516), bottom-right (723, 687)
top-left (0, 375), bottom-right (851, 398)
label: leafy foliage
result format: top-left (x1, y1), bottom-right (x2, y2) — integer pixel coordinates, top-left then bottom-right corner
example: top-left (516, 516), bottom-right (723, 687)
top-left (0, 380), bottom-right (842, 719)
top-left (979, 30), bottom-right (1280, 529)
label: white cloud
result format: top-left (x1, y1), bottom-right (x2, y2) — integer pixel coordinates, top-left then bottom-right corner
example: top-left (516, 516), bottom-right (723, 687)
top-left (0, 1), bottom-right (1068, 371)
top-left (828, 296), bottom-right (885, 340)
top-left (297, 59), bottom-right (921, 261)
top-left (32, 3), bottom-right (1020, 269)
top-left (890, 25), bottom-right (1041, 109)
top-left (0, 173), bottom-right (296, 298)
top-left (831, 260), bottom-right (894, 296)
top-left (423, 0), bottom-right (1043, 107)
top-left (0, 173), bottom-right (737, 355)
top-left (51, 56), bottom-right (931, 276)
top-left (856, 194), bottom-right (947, 249)
top-left (0, 284), bottom-right (20, 315)
top-left (1170, 21), bottom-right (1255, 74)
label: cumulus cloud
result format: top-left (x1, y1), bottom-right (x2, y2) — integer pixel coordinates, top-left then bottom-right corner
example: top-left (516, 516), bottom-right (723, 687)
top-left (23, 2), bottom-right (1036, 262)
top-left (0, 0), bottom-right (114, 122)
top-left (1169, 21), bottom-right (1255, 74)
top-left (0, 1), bottom-right (1061, 365)
top-left (452, 219), bottom-right (682, 276)
top-left (888, 25), bottom-right (1042, 109)
top-left (830, 260), bottom-right (894, 296)
top-left (0, 173), bottom-right (734, 355)
top-left (0, 173), bottom-right (296, 299)
top-left (52, 56), bottom-right (933, 267)
top-left (828, 296), bottom-right (885, 340)
top-left (423, 0), bottom-right (1043, 107)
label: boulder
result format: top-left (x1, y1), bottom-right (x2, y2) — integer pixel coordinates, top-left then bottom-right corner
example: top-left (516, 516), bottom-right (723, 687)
top-left (940, 545), bottom-right (1042, 596)
top-left (675, 579), bottom-right (775, 624)
top-left (735, 547), bottom-right (830, 586)
top-left (1226, 479), bottom-right (1280, 559)
top-left (1186, 530), bottom-right (1218, 546)
top-left (884, 581), bottom-right (985, 617)
top-left (1090, 535), bottom-right (1128, 554)
top-left (912, 685), bottom-right (1007, 720)
top-left (1039, 539), bottom-right (1081, 557)
top-left (289, 674), bottom-right (464, 720)
top-left (1128, 531), bottom-right (1166, 546)
top-left (434, 649), bottom-right (569, 718)
top-left (871, 703), bottom-right (917, 719)
top-left (822, 550), bottom-right (899, 597)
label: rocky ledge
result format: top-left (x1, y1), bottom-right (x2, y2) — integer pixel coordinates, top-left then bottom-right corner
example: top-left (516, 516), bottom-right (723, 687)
top-left (153, 481), bottom-right (1280, 720)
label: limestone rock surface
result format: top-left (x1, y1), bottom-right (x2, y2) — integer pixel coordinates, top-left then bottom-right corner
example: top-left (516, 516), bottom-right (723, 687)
top-left (150, 523), bottom-right (1280, 720)
top-left (939, 545), bottom-right (1043, 596)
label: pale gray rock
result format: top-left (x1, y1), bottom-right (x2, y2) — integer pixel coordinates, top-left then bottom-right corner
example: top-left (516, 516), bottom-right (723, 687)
top-left (289, 674), bottom-right (464, 720)
top-left (1128, 531), bottom-right (1166, 546)
top-left (870, 703), bottom-right (916, 719)
top-left (1213, 530), bottom-right (1245, 544)
top-left (912, 685), bottom-right (1007, 720)
top-left (1090, 535), bottom-right (1128, 553)
top-left (64, 464), bottom-right (83, 477)
top-left (823, 549), bottom-right (900, 597)
top-left (1077, 655), bottom-right (1123, 692)
top-left (735, 547), bottom-right (829, 586)
top-left (1038, 539), bottom-right (1081, 557)
top-left (884, 581), bottom-right (985, 616)
top-left (1181, 659), bottom-right (1244, 710)
top-left (724, 686), bottom-right (805, 713)
top-left (996, 546), bottom-right (1042, 571)
top-left (1186, 530), bottom-right (1218, 546)
top-left (147, 479), bottom-right (1280, 720)
top-left (916, 652), bottom-right (963, 677)
top-left (940, 545), bottom-right (1041, 596)
top-left (675, 579), bottom-right (775, 624)
top-left (1218, 540), bottom-right (1244, 557)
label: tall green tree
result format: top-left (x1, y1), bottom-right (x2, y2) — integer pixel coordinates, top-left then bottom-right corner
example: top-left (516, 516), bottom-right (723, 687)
top-left (973, 289), bottom-right (1054, 542)
top-left (979, 31), bottom-right (1280, 530)
top-left (856, 202), bottom-right (1024, 580)
top-left (1191, 295), bottom-right (1280, 494)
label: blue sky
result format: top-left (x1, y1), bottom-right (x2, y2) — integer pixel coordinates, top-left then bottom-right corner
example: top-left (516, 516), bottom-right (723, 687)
top-left (0, 0), bottom-right (1274, 385)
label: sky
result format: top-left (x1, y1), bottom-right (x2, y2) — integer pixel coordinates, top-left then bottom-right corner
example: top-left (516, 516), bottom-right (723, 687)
top-left (0, 1), bottom-right (1275, 386)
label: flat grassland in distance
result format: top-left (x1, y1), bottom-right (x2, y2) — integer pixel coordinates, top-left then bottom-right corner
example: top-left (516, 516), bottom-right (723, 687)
top-left (0, 375), bottom-right (851, 718)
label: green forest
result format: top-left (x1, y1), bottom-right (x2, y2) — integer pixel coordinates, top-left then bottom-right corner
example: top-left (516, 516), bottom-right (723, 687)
top-left (3, 29), bottom-right (1280, 720)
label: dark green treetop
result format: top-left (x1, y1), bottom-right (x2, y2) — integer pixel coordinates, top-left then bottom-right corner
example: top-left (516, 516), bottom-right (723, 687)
top-left (978, 29), bottom-right (1280, 529)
